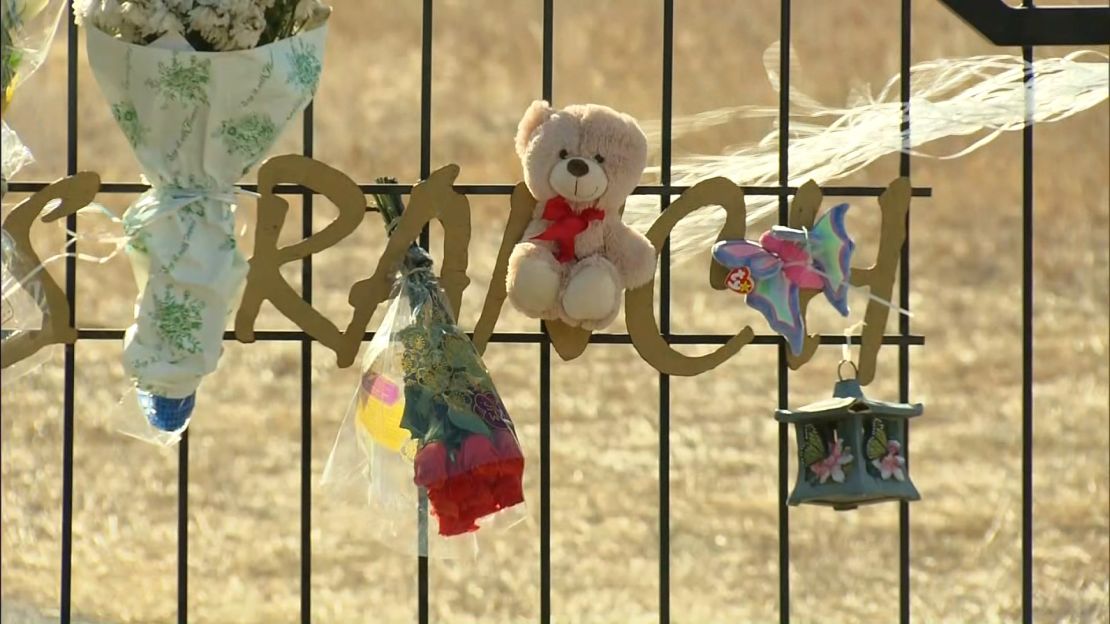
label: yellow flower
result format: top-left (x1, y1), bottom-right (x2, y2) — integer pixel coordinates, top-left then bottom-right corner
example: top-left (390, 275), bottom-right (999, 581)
top-left (354, 373), bottom-right (410, 451)
top-left (356, 391), bottom-right (409, 452)
top-left (399, 328), bottom-right (431, 356)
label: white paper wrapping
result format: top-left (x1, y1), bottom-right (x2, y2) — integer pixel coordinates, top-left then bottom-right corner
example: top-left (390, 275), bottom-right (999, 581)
top-left (86, 22), bottom-right (327, 399)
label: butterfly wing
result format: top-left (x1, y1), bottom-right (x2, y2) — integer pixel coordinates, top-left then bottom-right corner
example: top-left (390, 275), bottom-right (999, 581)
top-left (712, 240), bottom-right (783, 280)
top-left (866, 419), bottom-right (888, 461)
top-left (800, 424), bottom-right (826, 467)
top-left (808, 203), bottom-right (855, 316)
top-left (745, 270), bottom-right (805, 356)
top-left (714, 239), bottom-right (805, 355)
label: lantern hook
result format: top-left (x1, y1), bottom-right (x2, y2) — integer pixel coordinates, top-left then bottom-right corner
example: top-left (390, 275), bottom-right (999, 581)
top-left (837, 359), bottom-right (859, 381)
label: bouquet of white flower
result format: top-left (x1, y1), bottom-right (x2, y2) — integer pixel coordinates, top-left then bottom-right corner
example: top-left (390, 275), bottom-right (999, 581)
top-left (78, 0), bottom-right (330, 439)
top-left (76, 0), bottom-right (329, 52)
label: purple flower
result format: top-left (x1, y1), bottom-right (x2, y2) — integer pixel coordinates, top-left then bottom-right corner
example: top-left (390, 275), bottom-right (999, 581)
top-left (473, 391), bottom-right (509, 429)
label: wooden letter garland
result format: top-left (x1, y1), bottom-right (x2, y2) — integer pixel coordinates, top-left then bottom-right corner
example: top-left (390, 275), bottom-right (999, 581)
top-left (1, 172), bottom-right (101, 369)
top-left (234, 157), bottom-right (470, 369)
top-left (5, 157), bottom-right (911, 385)
top-left (480, 177), bottom-right (911, 380)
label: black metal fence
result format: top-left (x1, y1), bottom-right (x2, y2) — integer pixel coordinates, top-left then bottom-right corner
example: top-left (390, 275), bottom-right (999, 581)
top-left (7, 1), bottom-right (1109, 622)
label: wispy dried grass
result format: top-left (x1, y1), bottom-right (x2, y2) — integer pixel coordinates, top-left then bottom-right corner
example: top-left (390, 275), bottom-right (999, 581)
top-left (2, 1), bottom-right (1107, 623)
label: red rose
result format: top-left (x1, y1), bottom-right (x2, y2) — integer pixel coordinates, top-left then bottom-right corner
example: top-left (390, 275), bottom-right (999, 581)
top-left (429, 474), bottom-right (491, 536)
top-left (428, 484), bottom-right (478, 536)
top-left (419, 434), bottom-right (527, 536)
top-left (438, 516), bottom-right (477, 536)
top-left (413, 441), bottom-right (449, 488)
top-left (492, 428), bottom-right (520, 455)
top-left (459, 480), bottom-right (498, 518)
top-left (459, 434), bottom-right (500, 478)
top-left (426, 484), bottom-right (458, 516)
top-left (491, 429), bottom-right (525, 483)
top-left (493, 474), bottom-right (525, 509)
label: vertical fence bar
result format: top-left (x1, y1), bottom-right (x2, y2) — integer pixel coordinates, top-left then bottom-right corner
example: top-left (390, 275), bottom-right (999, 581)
top-left (300, 100), bottom-right (315, 623)
top-left (539, 2), bottom-right (554, 622)
top-left (418, 1), bottom-right (433, 622)
top-left (658, 1), bottom-right (673, 623)
top-left (538, 326), bottom-right (551, 624)
top-left (1020, 10), bottom-right (1035, 622)
top-left (178, 437), bottom-right (188, 623)
top-left (420, 0), bottom-right (433, 183)
top-left (60, 3), bottom-right (79, 622)
top-left (776, 2), bottom-right (791, 623)
top-left (898, 1), bottom-right (912, 622)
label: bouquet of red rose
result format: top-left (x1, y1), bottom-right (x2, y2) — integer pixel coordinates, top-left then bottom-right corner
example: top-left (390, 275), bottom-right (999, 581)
top-left (323, 180), bottom-right (525, 552)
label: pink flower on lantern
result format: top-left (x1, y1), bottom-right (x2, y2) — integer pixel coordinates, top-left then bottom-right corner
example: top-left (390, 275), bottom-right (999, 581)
top-left (811, 430), bottom-right (853, 484)
top-left (872, 440), bottom-right (906, 481)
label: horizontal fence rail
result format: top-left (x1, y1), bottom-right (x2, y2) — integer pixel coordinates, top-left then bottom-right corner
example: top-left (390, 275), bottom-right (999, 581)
top-left (5, 181), bottom-right (935, 197)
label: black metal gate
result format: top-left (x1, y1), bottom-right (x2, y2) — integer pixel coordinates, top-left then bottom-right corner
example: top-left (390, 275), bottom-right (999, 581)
top-left (6, 1), bottom-right (1108, 622)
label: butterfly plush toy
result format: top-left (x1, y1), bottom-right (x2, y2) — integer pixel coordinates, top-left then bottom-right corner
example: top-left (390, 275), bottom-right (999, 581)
top-left (712, 204), bottom-right (854, 355)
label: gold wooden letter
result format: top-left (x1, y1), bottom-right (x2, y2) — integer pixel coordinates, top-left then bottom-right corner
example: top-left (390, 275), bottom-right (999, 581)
top-left (626, 177), bottom-right (753, 376)
top-left (237, 160), bottom-right (471, 370)
top-left (1, 172), bottom-right (100, 369)
top-left (341, 165), bottom-right (471, 367)
top-left (850, 177), bottom-right (911, 384)
top-left (472, 182), bottom-right (534, 354)
top-left (234, 155), bottom-right (366, 356)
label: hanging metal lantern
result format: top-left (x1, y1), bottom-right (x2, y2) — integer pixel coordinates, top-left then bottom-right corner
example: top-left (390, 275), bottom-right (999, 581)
top-left (776, 362), bottom-right (923, 510)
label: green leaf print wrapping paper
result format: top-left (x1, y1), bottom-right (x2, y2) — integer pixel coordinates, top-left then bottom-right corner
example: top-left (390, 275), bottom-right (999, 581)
top-left (85, 21), bottom-right (327, 437)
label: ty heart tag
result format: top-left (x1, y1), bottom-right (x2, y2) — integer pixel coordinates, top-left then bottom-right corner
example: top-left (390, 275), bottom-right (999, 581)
top-left (725, 267), bottom-right (755, 294)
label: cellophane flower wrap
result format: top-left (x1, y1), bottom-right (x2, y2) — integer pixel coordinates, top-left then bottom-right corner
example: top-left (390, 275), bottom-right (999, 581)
top-left (81, 5), bottom-right (328, 436)
top-left (1, 228), bottom-right (51, 379)
top-left (2, 0), bottom-right (65, 172)
top-left (323, 183), bottom-right (526, 557)
top-left (2, 0), bottom-right (66, 380)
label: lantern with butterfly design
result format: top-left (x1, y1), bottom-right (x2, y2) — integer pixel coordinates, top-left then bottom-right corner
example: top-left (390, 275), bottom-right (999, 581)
top-left (775, 362), bottom-right (923, 510)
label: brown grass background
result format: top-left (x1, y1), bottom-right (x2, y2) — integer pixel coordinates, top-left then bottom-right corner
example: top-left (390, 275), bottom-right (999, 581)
top-left (2, 1), bottom-right (1108, 623)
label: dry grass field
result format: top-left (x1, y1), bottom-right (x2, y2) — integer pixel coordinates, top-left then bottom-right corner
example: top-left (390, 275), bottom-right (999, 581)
top-left (2, 1), bottom-right (1108, 623)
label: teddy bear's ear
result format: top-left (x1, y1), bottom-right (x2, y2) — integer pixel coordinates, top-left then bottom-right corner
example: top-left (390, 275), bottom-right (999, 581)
top-left (515, 100), bottom-right (555, 158)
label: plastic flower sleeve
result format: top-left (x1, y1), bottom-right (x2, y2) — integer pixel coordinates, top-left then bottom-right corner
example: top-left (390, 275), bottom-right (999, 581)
top-left (1, 0), bottom-right (64, 112)
top-left (323, 266), bottom-right (527, 557)
top-left (84, 20), bottom-right (328, 436)
top-left (1, 0), bottom-right (65, 181)
top-left (1, 227), bottom-right (50, 379)
top-left (323, 188), bottom-right (526, 558)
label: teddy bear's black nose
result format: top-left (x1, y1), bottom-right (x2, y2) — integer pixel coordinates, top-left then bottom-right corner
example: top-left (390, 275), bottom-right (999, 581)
top-left (566, 158), bottom-right (590, 177)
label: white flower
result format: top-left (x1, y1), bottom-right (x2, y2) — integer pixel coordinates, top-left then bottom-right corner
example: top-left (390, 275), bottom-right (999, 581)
top-left (223, 3), bottom-right (265, 50)
top-left (121, 0), bottom-right (185, 40)
top-left (186, 5), bottom-right (228, 47)
top-left (293, 0), bottom-right (327, 29)
top-left (78, 0), bottom-right (321, 50)
top-left (74, 0), bottom-right (121, 30)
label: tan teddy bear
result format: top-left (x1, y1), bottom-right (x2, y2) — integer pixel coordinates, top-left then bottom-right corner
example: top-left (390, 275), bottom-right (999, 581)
top-left (506, 101), bottom-right (658, 330)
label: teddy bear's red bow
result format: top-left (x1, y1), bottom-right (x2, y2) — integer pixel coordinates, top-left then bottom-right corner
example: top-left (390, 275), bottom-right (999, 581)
top-left (532, 196), bottom-right (605, 263)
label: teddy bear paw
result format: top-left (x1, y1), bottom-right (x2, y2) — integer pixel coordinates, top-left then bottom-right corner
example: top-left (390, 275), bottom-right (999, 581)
top-left (561, 258), bottom-right (621, 326)
top-left (507, 250), bottom-right (562, 318)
